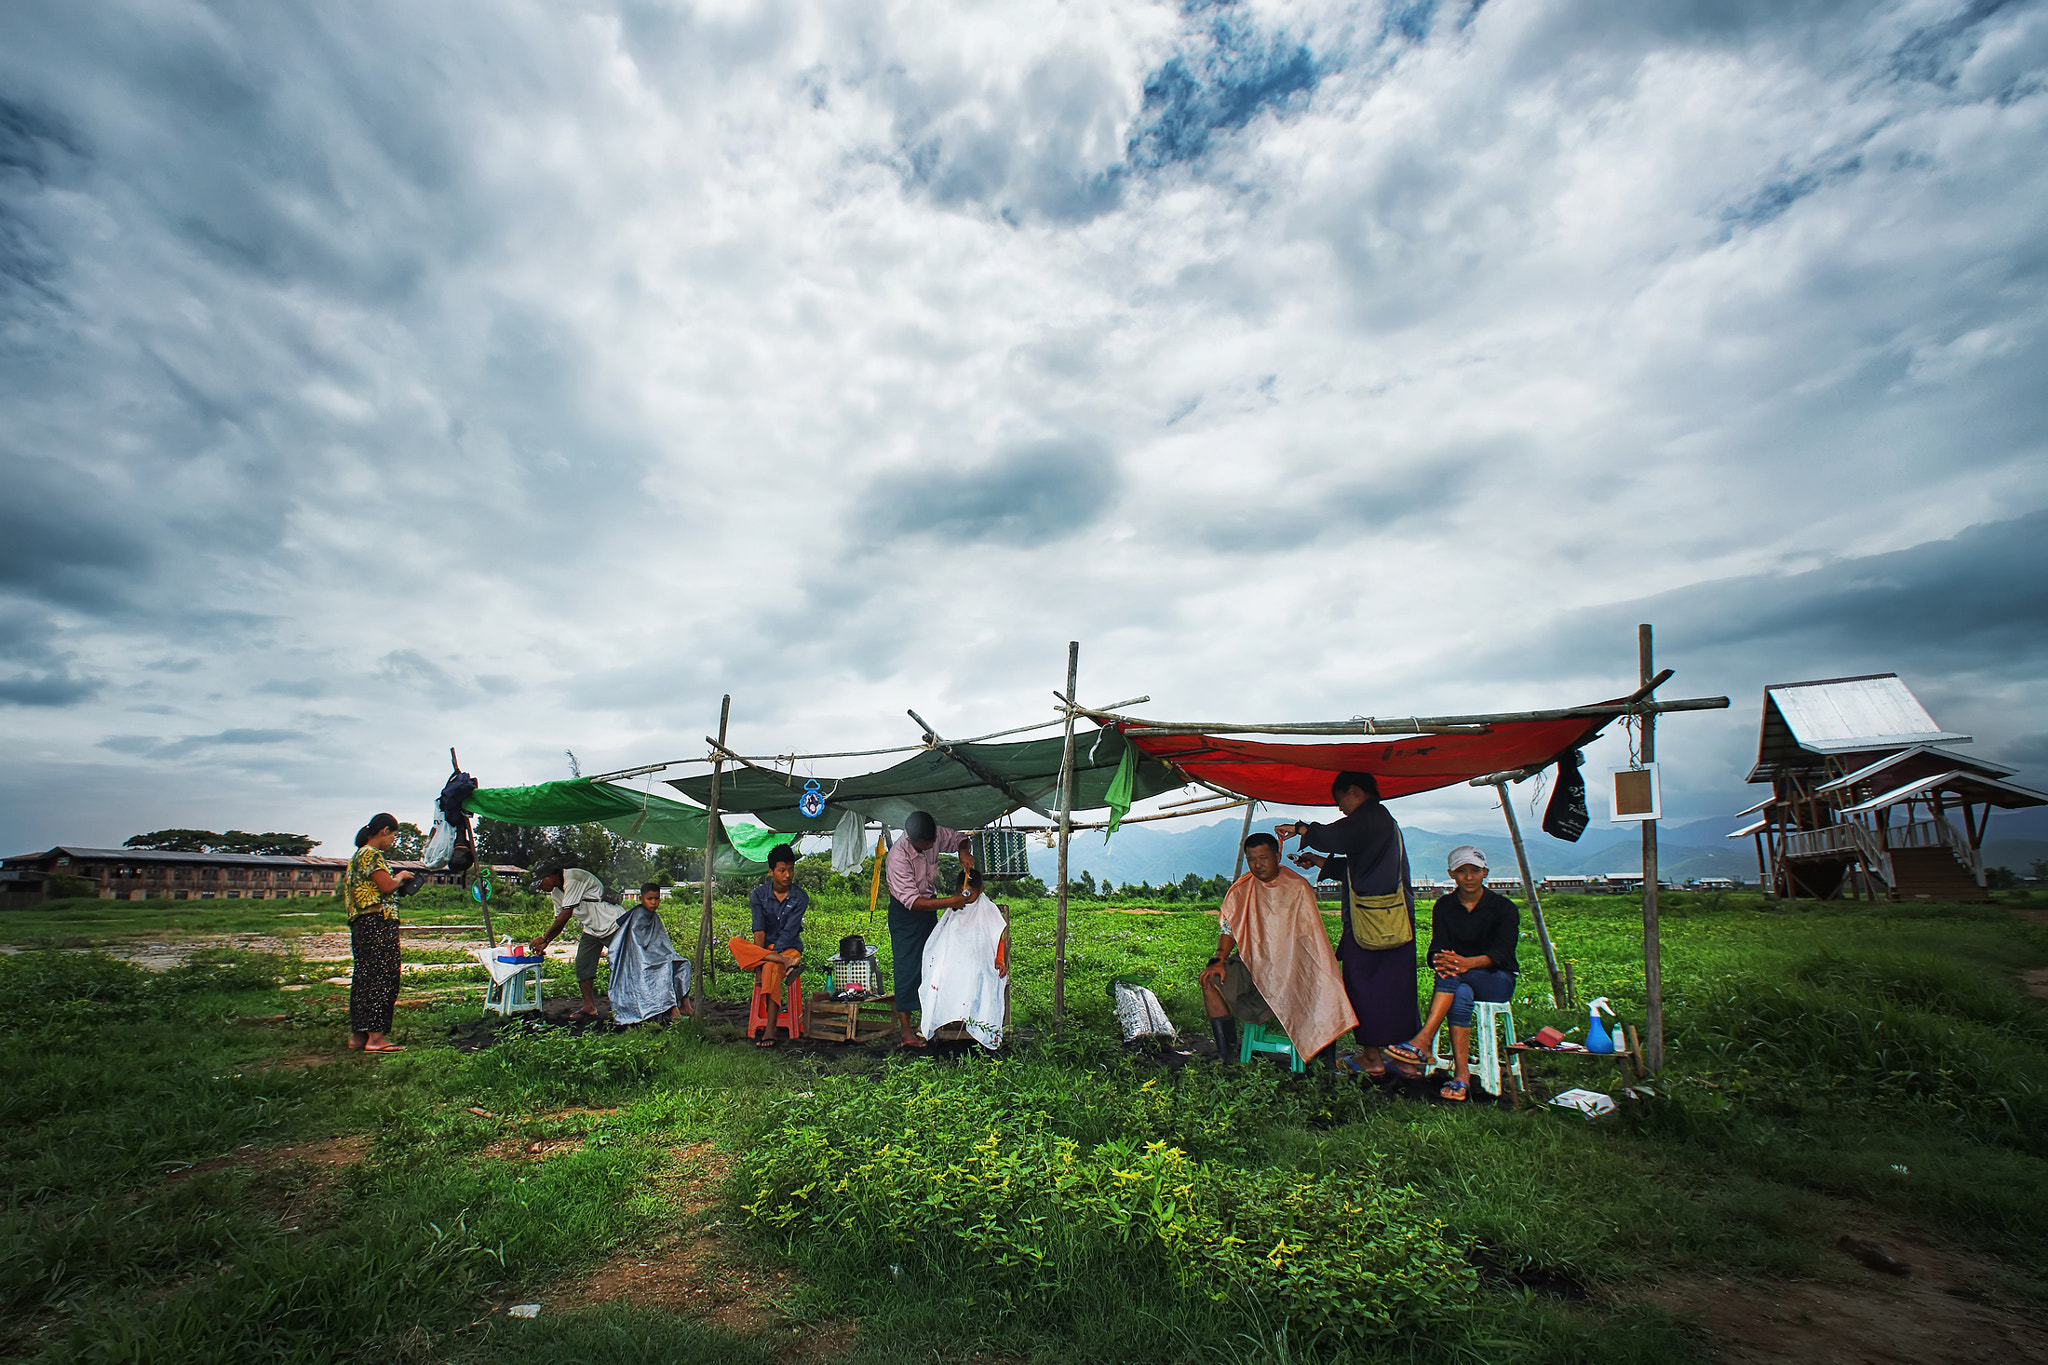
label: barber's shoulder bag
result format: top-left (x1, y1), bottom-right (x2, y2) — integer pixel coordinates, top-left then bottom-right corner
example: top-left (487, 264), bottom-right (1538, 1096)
top-left (1347, 842), bottom-right (1415, 951)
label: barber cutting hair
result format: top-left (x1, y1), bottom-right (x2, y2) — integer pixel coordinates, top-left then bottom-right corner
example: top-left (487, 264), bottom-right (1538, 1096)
top-left (530, 862), bottom-right (622, 1023)
top-left (883, 811), bottom-right (977, 1049)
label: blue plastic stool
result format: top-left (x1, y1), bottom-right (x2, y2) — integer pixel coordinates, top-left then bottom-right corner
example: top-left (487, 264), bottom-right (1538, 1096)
top-left (485, 964), bottom-right (542, 1017)
top-left (1239, 1019), bottom-right (1305, 1072)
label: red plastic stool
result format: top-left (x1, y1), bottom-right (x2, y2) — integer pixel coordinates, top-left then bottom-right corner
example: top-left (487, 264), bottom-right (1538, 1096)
top-left (747, 969), bottom-right (804, 1041)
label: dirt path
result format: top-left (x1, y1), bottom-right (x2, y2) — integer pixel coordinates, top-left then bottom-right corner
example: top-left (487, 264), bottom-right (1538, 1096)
top-left (1651, 1228), bottom-right (2048, 1364)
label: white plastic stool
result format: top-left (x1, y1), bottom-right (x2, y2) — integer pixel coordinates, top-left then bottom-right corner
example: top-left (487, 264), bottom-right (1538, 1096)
top-left (485, 965), bottom-right (542, 1017)
top-left (1427, 1001), bottom-right (1523, 1096)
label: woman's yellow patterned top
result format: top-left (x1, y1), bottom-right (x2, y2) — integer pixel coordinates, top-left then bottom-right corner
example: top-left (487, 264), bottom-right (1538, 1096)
top-left (344, 845), bottom-right (397, 919)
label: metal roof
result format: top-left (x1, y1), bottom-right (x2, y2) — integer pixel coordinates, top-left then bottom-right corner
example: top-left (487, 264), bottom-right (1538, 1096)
top-left (0, 846), bottom-right (345, 868)
top-left (1727, 818), bottom-right (1768, 838)
top-left (1815, 744), bottom-right (2016, 796)
top-left (1838, 770), bottom-right (2048, 816)
top-left (1748, 674), bottom-right (1969, 777)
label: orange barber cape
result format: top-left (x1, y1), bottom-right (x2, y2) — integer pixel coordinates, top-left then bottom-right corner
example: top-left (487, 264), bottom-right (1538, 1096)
top-left (1220, 866), bottom-right (1358, 1058)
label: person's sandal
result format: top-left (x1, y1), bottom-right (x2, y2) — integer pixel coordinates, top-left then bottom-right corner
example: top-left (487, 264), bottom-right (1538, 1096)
top-left (1439, 1079), bottom-right (1469, 1102)
top-left (1382, 1042), bottom-right (1428, 1069)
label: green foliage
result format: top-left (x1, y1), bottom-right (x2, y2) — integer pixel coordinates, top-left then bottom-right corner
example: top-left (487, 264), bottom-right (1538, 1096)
top-left (123, 829), bottom-right (320, 855)
top-left (738, 1060), bottom-right (1474, 1351)
top-left (1987, 865), bottom-right (2017, 889)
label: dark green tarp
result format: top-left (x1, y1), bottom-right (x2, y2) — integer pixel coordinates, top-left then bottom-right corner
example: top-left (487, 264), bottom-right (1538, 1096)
top-left (666, 727), bottom-right (1182, 832)
top-left (465, 780), bottom-right (783, 874)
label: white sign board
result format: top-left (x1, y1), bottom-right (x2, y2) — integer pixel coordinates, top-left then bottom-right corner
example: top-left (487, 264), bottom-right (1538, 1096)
top-left (1607, 763), bottom-right (1662, 823)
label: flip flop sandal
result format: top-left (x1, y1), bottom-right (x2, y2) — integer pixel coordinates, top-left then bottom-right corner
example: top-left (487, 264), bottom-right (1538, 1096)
top-left (362, 1043), bottom-right (406, 1053)
top-left (1439, 1079), bottom-right (1469, 1102)
top-left (1385, 1058), bottom-right (1423, 1078)
top-left (1382, 1042), bottom-right (1428, 1068)
top-left (567, 1009), bottom-right (601, 1023)
top-left (1335, 1054), bottom-right (1383, 1077)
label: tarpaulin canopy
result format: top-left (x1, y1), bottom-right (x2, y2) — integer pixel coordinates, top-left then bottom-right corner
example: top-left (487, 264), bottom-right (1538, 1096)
top-left (667, 727), bottom-right (1182, 832)
top-left (465, 780), bottom-right (785, 874)
top-left (1119, 714), bottom-right (1609, 806)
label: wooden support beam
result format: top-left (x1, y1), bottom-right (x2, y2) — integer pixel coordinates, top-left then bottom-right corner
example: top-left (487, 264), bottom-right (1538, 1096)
top-left (693, 695), bottom-right (730, 1014)
top-left (1639, 626), bottom-right (1664, 1075)
top-left (907, 708), bottom-right (1056, 820)
top-left (1054, 643), bottom-right (1079, 1036)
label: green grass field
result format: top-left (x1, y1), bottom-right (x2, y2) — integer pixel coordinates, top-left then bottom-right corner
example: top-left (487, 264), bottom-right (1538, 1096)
top-left (3, 886), bottom-right (2045, 1363)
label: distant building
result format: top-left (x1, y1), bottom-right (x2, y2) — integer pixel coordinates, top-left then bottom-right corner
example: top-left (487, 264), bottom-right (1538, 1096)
top-left (1729, 674), bottom-right (2046, 901)
top-left (0, 845), bottom-right (526, 908)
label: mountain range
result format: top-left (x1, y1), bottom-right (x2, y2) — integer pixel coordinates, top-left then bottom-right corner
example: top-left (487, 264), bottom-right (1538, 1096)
top-left (1028, 813), bottom-right (1761, 889)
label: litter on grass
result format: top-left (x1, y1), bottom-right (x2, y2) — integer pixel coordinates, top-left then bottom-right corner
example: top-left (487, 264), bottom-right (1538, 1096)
top-left (508, 1304), bottom-right (541, 1319)
top-left (1550, 1087), bottom-right (1617, 1119)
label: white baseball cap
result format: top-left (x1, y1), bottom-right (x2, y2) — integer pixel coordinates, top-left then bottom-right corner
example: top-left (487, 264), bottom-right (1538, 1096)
top-left (1446, 845), bottom-right (1488, 873)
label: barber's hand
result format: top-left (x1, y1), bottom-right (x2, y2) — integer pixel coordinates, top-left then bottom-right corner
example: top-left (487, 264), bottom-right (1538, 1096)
top-left (1291, 852), bottom-right (1325, 870)
top-left (528, 939), bottom-right (548, 957)
top-left (948, 894), bottom-right (969, 909)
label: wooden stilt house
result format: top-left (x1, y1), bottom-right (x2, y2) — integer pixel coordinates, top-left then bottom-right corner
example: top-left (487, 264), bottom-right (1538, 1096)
top-left (1730, 674), bottom-right (2045, 901)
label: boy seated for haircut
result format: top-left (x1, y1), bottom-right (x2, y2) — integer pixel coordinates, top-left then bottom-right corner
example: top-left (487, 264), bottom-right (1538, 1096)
top-left (727, 844), bottom-right (807, 1046)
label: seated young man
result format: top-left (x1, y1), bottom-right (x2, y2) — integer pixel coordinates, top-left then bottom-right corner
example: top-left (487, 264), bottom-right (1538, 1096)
top-left (531, 873), bottom-right (692, 1025)
top-left (1382, 846), bottom-right (1518, 1101)
top-left (727, 844), bottom-right (807, 1046)
top-left (1198, 833), bottom-right (1357, 1065)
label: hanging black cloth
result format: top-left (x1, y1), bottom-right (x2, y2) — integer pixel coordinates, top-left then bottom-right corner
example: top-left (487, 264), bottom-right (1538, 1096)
top-left (1543, 748), bottom-right (1589, 843)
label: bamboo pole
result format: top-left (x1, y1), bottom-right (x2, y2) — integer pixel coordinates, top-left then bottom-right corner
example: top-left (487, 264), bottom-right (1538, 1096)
top-left (1490, 779), bottom-right (1566, 1007)
top-left (1638, 627), bottom-right (1664, 1074)
top-left (693, 695), bottom-right (730, 1015)
top-left (1054, 642), bottom-right (1079, 1035)
top-left (907, 708), bottom-right (1056, 819)
top-left (1231, 798), bottom-right (1256, 880)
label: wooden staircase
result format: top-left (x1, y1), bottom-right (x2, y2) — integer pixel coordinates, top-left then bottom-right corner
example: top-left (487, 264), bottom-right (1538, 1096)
top-left (1888, 847), bottom-right (1988, 902)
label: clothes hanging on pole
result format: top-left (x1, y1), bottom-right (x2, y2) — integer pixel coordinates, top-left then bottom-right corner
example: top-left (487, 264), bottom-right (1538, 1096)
top-left (831, 806), bottom-right (867, 874)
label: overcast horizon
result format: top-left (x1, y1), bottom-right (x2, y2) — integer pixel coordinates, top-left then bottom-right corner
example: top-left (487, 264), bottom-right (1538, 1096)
top-left (4, 1), bottom-right (2046, 859)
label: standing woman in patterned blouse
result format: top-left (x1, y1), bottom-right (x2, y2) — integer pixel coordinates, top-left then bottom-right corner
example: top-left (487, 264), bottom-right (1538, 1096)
top-left (343, 813), bottom-right (413, 1053)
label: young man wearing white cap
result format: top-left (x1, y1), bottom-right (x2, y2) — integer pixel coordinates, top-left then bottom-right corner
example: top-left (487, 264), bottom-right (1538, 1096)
top-left (1382, 845), bottom-right (1519, 1102)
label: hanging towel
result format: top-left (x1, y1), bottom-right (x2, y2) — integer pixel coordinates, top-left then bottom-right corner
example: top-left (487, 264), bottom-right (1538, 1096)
top-left (1218, 865), bottom-right (1358, 1058)
top-left (919, 893), bottom-right (1009, 1048)
top-left (831, 806), bottom-right (867, 874)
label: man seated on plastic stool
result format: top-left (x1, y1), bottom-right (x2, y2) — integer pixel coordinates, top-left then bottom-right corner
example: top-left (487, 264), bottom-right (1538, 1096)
top-left (1198, 833), bottom-right (1356, 1066)
top-left (728, 844), bottom-right (806, 1047)
top-left (1383, 846), bottom-right (1518, 1102)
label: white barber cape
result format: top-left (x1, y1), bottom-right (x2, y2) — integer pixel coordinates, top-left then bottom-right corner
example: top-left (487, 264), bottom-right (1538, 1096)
top-left (919, 892), bottom-right (1008, 1048)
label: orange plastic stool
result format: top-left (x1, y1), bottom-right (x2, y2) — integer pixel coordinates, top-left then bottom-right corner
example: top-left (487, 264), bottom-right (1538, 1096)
top-left (748, 969), bottom-right (804, 1041)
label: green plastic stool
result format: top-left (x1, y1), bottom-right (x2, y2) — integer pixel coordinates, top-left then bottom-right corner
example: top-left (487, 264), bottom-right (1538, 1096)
top-left (1425, 1001), bottom-right (1522, 1095)
top-left (1239, 1019), bottom-right (1304, 1072)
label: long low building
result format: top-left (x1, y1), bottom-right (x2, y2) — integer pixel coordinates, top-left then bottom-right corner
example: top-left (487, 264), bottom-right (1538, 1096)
top-left (0, 846), bottom-right (526, 907)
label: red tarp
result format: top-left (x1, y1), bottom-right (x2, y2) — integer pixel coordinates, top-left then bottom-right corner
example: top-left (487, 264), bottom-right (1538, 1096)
top-left (1120, 714), bottom-right (1609, 806)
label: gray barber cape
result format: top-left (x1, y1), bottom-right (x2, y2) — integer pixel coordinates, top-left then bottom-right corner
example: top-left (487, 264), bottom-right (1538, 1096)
top-left (605, 906), bottom-right (694, 1025)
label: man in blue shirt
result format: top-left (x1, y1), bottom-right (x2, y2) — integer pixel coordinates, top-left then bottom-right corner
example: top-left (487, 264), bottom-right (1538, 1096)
top-left (742, 844), bottom-right (807, 1046)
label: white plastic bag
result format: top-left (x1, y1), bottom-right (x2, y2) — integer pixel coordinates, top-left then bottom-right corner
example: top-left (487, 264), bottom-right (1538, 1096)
top-left (919, 893), bottom-right (1008, 1048)
top-left (422, 802), bottom-right (456, 868)
top-left (1113, 980), bottom-right (1176, 1043)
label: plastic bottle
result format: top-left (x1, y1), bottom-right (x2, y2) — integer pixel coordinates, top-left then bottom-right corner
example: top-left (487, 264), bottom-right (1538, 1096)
top-left (1586, 996), bottom-right (1616, 1054)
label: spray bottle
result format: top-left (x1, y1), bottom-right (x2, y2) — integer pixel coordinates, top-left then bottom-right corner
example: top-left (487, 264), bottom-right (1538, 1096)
top-left (1585, 996), bottom-right (1617, 1054)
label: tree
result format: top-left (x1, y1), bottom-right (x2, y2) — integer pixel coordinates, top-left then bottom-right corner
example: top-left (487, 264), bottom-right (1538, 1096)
top-left (478, 818), bottom-right (552, 868)
top-left (125, 830), bottom-right (218, 853)
top-left (793, 855), bottom-right (831, 894)
top-left (1987, 866), bottom-right (2017, 889)
top-left (125, 829), bottom-right (318, 856)
top-left (1074, 870), bottom-right (1097, 898)
top-left (2031, 858), bottom-right (2048, 882)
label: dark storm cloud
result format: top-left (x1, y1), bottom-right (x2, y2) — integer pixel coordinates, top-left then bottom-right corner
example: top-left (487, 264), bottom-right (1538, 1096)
top-left (859, 438), bottom-right (1120, 542)
top-left (1496, 511), bottom-right (2048, 682)
top-left (0, 454), bottom-right (154, 613)
top-left (0, 602), bottom-right (102, 707)
top-left (98, 727), bottom-right (306, 759)
top-left (1193, 443), bottom-right (1498, 554)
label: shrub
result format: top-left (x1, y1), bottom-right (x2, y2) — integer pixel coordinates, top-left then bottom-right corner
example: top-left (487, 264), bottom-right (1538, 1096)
top-left (735, 1061), bottom-right (1474, 1347)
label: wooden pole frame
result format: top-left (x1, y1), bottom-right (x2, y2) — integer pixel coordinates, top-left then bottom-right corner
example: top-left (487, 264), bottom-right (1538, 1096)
top-left (1638, 626), bottom-right (1664, 1074)
top-left (693, 694), bottom-right (730, 1015)
top-left (1231, 798), bottom-right (1256, 881)
top-left (1054, 642), bottom-right (1079, 1035)
top-left (1479, 775), bottom-right (1568, 1007)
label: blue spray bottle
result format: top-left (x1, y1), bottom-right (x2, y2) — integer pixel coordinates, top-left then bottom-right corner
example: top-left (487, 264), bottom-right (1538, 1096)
top-left (1586, 996), bottom-right (1616, 1054)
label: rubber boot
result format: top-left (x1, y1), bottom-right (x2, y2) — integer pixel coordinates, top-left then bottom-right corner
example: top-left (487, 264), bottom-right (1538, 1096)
top-left (1210, 1015), bottom-right (1239, 1062)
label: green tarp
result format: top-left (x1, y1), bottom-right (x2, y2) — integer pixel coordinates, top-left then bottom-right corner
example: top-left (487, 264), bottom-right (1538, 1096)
top-left (666, 726), bottom-right (1181, 833)
top-left (465, 780), bottom-right (783, 875)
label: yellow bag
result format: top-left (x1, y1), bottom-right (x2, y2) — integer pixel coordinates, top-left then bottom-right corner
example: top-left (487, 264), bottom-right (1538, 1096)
top-left (1346, 846), bottom-right (1413, 950)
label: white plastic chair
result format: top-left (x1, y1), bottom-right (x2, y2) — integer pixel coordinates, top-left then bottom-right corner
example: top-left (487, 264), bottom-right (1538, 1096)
top-left (1426, 1001), bottom-right (1523, 1096)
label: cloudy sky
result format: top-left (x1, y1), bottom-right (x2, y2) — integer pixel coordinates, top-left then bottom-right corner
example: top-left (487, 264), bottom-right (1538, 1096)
top-left (3, 0), bottom-right (2045, 859)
